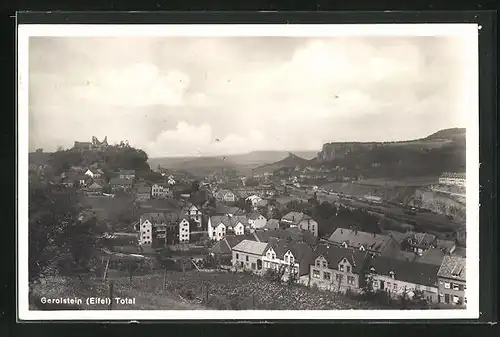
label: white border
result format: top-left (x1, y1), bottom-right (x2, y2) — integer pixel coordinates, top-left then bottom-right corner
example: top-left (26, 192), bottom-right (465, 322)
top-left (17, 23), bottom-right (480, 321)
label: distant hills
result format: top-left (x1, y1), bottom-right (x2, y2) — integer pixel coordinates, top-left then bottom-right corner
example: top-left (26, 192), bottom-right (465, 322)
top-left (147, 150), bottom-right (317, 176)
top-left (252, 152), bottom-right (312, 175)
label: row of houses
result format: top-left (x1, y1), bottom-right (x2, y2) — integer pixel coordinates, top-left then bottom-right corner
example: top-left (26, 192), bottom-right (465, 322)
top-left (228, 235), bottom-right (466, 306)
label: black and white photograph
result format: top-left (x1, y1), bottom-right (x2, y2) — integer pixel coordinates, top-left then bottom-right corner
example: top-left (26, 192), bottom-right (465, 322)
top-left (18, 23), bottom-right (479, 320)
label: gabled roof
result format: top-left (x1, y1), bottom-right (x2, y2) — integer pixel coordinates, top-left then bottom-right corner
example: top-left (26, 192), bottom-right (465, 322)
top-left (232, 240), bottom-right (269, 256)
top-left (210, 234), bottom-right (255, 255)
top-left (281, 212), bottom-right (312, 225)
top-left (313, 244), bottom-right (369, 274)
top-left (369, 256), bottom-right (440, 288)
top-left (140, 211), bottom-right (188, 225)
top-left (265, 238), bottom-right (314, 276)
top-left (248, 212), bottom-right (265, 220)
top-left (254, 227), bottom-right (317, 246)
top-left (210, 215), bottom-right (248, 229)
top-left (437, 255), bottom-right (466, 281)
top-left (87, 182), bottom-right (103, 190)
top-left (327, 228), bottom-right (397, 254)
top-left (263, 219), bottom-right (280, 231)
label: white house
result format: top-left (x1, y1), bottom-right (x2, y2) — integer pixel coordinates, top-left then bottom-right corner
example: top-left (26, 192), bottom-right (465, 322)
top-left (246, 195), bottom-right (263, 208)
top-left (184, 204), bottom-right (202, 225)
top-left (208, 216), bottom-right (227, 241)
top-left (84, 168), bottom-right (102, 179)
top-left (151, 183), bottom-right (172, 199)
top-left (208, 215), bottom-right (247, 241)
top-left (139, 219), bottom-right (153, 246)
top-left (178, 217), bottom-right (190, 243)
top-left (248, 212), bottom-right (267, 230)
top-left (261, 238), bottom-right (313, 283)
top-left (167, 175), bottom-right (176, 185)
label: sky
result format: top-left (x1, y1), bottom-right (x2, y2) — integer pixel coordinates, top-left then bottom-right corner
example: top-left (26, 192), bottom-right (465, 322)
top-left (28, 34), bottom-right (476, 157)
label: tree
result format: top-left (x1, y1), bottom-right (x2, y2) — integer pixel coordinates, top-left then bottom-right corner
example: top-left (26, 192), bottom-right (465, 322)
top-left (29, 179), bottom-right (100, 284)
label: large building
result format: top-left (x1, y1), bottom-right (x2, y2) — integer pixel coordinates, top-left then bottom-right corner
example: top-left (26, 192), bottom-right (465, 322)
top-left (437, 255), bottom-right (466, 306)
top-left (438, 172), bottom-right (466, 188)
top-left (326, 228), bottom-right (400, 257)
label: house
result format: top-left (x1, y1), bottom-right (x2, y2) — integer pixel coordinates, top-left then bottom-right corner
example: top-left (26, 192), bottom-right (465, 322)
top-left (262, 219), bottom-right (280, 231)
top-left (209, 234), bottom-right (255, 265)
top-left (255, 199), bottom-right (269, 208)
top-left (246, 195), bottom-right (263, 208)
top-left (437, 255), bottom-right (466, 306)
top-left (214, 189), bottom-right (237, 203)
top-left (327, 228), bottom-right (400, 257)
top-left (138, 212), bottom-right (190, 246)
top-left (262, 238), bottom-right (314, 283)
top-left (247, 212), bottom-right (267, 230)
top-left (208, 215), bottom-right (248, 241)
top-left (368, 256), bottom-right (440, 303)
top-left (309, 244), bottom-right (370, 293)
top-left (135, 183), bottom-right (151, 201)
top-left (151, 183), bottom-right (172, 199)
top-left (280, 212), bottom-right (319, 237)
top-left (178, 216), bottom-right (191, 243)
top-left (109, 177), bottom-right (134, 192)
top-left (438, 172), bottom-right (466, 188)
top-left (84, 168), bottom-right (103, 179)
top-left (182, 204), bottom-right (203, 225)
top-left (387, 230), bottom-right (436, 255)
top-left (84, 182), bottom-right (103, 196)
top-left (232, 240), bottom-right (269, 273)
top-left (119, 169), bottom-right (136, 180)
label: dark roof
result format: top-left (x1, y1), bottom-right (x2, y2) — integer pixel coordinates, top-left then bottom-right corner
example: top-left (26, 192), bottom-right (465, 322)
top-left (140, 211), bottom-right (188, 225)
top-left (254, 227), bottom-right (317, 246)
top-left (263, 219), bottom-right (280, 230)
top-left (370, 256), bottom-right (440, 287)
top-left (265, 238), bottom-right (314, 276)
top-left (313, 244), bottom-right (369, 274)
top-left (120, 169), bottom-right (136, 175)
top-left (248, 211), bottom-right (265, 220)
top-left (210, 215), bottom-right (249, 229)
top-left (440, 172), bottom-right (466, 179)
top-left (110, 177), bottom-right (134, 185)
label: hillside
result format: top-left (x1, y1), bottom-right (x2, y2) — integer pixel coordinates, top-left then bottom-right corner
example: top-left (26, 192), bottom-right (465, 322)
top-left (148, 150), bottom-right (317, 177)
top-left (253, 152), bottom-right (312, 174)
top-left (315, 128), bottom-right (466, 178)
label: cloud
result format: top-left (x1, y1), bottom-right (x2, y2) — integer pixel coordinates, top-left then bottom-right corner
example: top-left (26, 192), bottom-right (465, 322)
top-left (28, 35), bottom-right (476, 154)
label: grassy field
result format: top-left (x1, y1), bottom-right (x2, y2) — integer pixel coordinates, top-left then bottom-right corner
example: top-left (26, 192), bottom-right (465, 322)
top-left (31, 271), bottom-right (382, 311)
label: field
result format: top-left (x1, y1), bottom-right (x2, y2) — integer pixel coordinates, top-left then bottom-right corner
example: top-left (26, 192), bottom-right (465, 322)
top-left (31, 271), bottom-right (382, 311)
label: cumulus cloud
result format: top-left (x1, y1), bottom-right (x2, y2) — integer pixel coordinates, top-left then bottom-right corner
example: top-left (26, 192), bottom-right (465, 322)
top-left (28, 34), bottom-right (476, 155)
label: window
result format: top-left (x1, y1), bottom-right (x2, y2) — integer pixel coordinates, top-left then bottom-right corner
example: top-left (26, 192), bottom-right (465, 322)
top-left (336, 274), bottom-right (344, 282)
top-left (289, 256), bottom-right (295, 265)
top-left (236, 253), bottom-right (239, 260)
top-left (444, 282), bottom-right (451, 289)
top-left (347, 276), bottom-right (355, 285)
top-left (312, 269), bottom-right (320, 279)
top-left (393, 283), bottom-right (398, 290)
top-left (323, 272), bottom-right (331, 281)
top-left (453, 296), bottom-right (460, 304)
top-left (346, 266), bottom-right (351, 273)
top-left (339, 265), bottom-right (344, 272)
top-left (322, 261), bottom-right (327, 268)
top-left (246, 256), bottom-right (249, 262)
top-left (453, 283), bottom-right (460, 291)
top-left (212, 231), bottom-right (216, 236)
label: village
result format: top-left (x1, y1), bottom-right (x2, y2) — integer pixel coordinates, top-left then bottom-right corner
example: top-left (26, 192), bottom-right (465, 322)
top-left (27, 135), bottom-right (468, 310)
